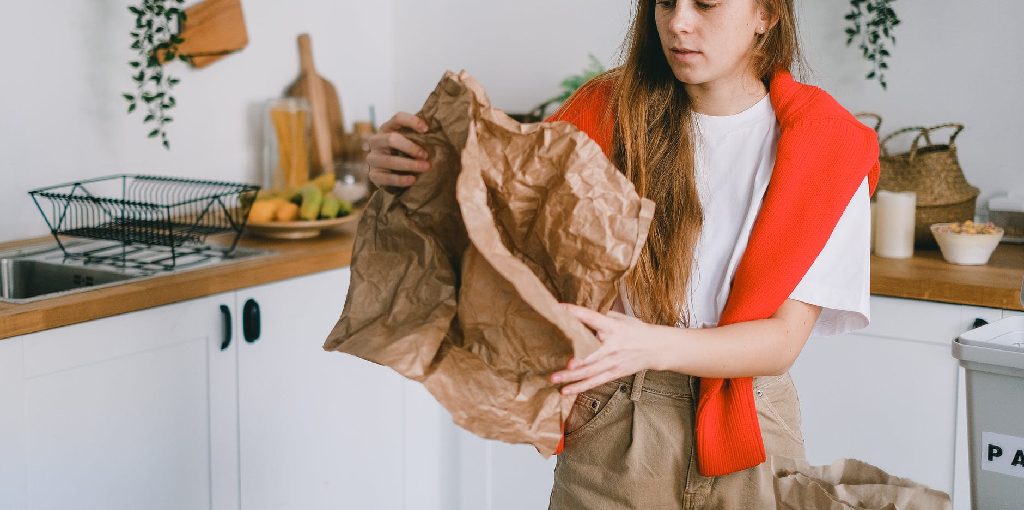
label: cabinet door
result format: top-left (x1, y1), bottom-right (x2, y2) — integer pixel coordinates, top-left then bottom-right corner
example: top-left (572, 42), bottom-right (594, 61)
top-left (13, 293), bottom-right (234, 510)
top-left (790, 296), bottom-right (967, 496)
top-left (0, 337), bottom-right (26, 509)
top-left (454, 430), bottom-right (557, 510)
top-left (401, 358), bottom-right (555, 510)
top-left (237, 268), bottom-right (405, 510)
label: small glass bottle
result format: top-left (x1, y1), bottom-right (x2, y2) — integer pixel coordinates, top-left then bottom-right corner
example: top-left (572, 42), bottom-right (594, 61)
top-left (263, 97), bottom-right (311, 191)
top-left (334, 120), bottom-right (377, 205)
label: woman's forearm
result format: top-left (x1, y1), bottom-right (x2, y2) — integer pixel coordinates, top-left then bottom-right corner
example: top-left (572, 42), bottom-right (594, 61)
top-left (649, 318), bottom-right (800, 379)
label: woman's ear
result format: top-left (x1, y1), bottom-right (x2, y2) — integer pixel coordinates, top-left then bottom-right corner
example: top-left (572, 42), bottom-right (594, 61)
top-left (755, 5), bottom-right (780, 33)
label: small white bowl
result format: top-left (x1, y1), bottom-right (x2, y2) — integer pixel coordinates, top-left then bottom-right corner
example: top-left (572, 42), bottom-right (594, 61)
top-left (930, 223), bottom-right (1004, 265)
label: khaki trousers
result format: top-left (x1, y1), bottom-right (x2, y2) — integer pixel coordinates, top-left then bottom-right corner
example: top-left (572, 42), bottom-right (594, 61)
top-left (548, 369), bottom-right (807, 510)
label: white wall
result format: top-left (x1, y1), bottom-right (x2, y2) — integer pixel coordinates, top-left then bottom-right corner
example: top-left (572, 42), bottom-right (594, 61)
top-left (0, 0), bottom-right (395, 243)
top-left (392, 0), bottom-right (1024, 219)
top-left (3, 1), bottom-right (1021, 243)
top-left (392, 0), bottom-right (634, 115)
top-left (797, 0), bottom-right (1024, 219)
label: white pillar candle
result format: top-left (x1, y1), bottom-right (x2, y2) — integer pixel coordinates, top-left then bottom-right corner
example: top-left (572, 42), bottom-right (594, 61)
top-left (874, 190), bottom-right (916, 259)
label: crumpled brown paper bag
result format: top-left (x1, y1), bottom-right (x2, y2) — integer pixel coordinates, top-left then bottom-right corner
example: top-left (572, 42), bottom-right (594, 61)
top-left (767, 456), bottom-right (952, 509)
top-left (323, 70), bottom-right (654, 455)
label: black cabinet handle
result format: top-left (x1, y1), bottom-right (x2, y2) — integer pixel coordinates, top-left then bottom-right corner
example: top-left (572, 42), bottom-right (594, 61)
top-left (972, 318), bottom-right (989, 329)
top-left (219, 304), bottom-right (232, 351)
top-left (243, 298), bottom-right (261, 343)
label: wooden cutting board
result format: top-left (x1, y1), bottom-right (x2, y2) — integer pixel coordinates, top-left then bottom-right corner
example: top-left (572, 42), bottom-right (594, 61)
top-left (161, 0), bottom-right (248, 69)
top-left (285, 34), bottom-right (344, 173)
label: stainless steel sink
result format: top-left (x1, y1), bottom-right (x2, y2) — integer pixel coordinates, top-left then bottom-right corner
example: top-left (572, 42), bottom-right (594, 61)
top-left (0, 240), bottom-right (273, 304)
top-left (1, 259), bottom-right (136, 301)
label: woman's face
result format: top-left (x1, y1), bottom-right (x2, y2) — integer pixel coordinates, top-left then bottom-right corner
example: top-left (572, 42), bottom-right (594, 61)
top-left (654, 0), bottom-right (767, 87)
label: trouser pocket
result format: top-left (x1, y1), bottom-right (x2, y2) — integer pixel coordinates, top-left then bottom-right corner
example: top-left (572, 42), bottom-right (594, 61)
top-left (563, 381), bottom-right (628, 442)
top-left (754, 372), bottom-right (805, 448)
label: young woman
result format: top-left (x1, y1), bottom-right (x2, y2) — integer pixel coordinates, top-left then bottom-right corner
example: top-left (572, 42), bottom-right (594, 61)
top-left (367, 0), bottom-right (879, 507)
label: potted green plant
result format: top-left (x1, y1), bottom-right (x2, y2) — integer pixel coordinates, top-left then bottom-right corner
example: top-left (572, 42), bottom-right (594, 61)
top-left (122, 0), bottom-right (188, 149)
top-left (509, 54), bottom-right (606, 123)
top-left (844, 0), bottom-right (901, 90)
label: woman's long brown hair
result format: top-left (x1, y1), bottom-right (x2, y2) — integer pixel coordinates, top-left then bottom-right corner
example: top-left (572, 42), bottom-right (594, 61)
top-left (597, 0), bottom-right (805, 326)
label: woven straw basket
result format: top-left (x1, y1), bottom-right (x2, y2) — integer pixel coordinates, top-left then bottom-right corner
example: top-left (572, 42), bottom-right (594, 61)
top-left (858, 113), bottom-right (980, 249)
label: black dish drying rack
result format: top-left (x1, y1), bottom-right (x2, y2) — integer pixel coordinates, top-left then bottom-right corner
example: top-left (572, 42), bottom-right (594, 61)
top-left (30, 175), bottom-right (260, 269)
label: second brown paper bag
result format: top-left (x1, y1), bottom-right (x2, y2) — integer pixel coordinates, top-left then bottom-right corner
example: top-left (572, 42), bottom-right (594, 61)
top-left (323, 70), bottom-right (654, 455)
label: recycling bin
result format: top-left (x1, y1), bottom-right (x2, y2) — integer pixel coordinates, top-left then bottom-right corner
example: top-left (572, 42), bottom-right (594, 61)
top-left (951, 316), bottom-right (1024, 509)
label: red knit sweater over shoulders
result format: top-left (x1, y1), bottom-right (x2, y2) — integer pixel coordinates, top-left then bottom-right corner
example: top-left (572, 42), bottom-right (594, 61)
top-left (546, 68), bottom-right (880, 476)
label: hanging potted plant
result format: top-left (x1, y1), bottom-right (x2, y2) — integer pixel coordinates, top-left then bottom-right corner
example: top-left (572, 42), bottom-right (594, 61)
top-left (122, 0), bottom-right (188, 149)
top-left (844, 0), bottom-right (901, 90)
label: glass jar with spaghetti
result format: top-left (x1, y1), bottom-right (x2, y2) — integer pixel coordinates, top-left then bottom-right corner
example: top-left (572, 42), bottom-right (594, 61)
top-left (263, 97), bottom-right (312, 190)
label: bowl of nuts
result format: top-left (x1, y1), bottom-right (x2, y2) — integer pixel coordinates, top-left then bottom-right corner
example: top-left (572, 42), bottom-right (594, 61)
top-left (930, 220), bottom-right (1004, 265)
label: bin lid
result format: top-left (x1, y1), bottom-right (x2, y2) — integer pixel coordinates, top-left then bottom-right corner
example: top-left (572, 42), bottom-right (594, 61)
top-left (958, 316), bottom-right (1024, 354)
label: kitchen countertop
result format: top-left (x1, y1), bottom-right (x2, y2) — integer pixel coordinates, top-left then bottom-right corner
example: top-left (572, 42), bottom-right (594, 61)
top-left (0, 232), bottom-right (355, 340)
top-left (870, 243), bottom-right (1023, 312)
top-left (1, 235), bottom-right (1021, 341)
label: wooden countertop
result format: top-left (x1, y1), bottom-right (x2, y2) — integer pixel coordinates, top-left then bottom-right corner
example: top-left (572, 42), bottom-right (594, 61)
top-left (1, 232), bottom-right (1021, 341)
top-left (0, 232), bottom-right (355, 340)
top-left (871, 243), bottom-right (1023, 311)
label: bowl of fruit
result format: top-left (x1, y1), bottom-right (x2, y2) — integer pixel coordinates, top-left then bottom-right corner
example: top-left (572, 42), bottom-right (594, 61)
top-left (930, 220), bottom-right (1004, 265)
top-left (245, 173), bottom-right (360, 240)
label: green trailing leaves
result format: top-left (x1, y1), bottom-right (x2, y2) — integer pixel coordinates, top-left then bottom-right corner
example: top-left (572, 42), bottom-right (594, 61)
top-left (845, 0), bottom-right (900, 90)
top-left (123, 0), bottom-right (185, 150)
top-left (554, 54), bottom-right (605, 103)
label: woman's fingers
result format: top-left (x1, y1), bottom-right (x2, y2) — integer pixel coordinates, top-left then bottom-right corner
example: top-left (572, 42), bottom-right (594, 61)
top-left (367, 152), bottom-right (430, 174)
top-left (562, 303), bottom-right (616, 333)
top-left (368, 168), bottom-right (416, 187)
top-left (559, 370), bottom-right (620, 395)
top-left (367, 112), bottom-right (433, 189)
top-left (380, 111), bottom-right (428, 134)
top-left (368, 131), bottom-right (429, 160)
top-left (552, 354), bottom-right (616, 385)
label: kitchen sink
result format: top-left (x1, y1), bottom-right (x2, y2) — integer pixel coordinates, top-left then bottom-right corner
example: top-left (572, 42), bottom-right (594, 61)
top-left (1, 259), bottom-right (136, 301)
top-left (0, 240), bottom-right (273, 304)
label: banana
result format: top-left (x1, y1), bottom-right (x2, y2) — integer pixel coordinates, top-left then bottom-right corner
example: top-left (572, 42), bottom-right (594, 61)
top-left (299, 183), bottom-right (323, 221)
top-left (312, 172), bottom-right (336, 194)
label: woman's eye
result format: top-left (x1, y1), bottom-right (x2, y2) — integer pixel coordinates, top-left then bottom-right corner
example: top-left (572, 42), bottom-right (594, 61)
top-left (656, 0), bottom-right (675, 8)
top-left (696, 1), bottom-right (717, 9)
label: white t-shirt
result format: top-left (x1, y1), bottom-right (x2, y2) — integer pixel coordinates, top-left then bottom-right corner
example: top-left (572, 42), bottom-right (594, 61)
top-left (620, 93), bottom-right (871, 337)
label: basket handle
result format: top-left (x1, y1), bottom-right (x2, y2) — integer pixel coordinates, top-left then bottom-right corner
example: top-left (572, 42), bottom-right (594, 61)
top-left (854, 112), bottom-right (882, 133)
top-left (879, 126), bottom-right (931, 157)
top-left (908, 123), bottom-right (965, 162)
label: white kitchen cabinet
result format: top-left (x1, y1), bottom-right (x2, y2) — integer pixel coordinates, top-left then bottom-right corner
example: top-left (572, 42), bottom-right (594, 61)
top-left (0, 266), bottom-right (409, 510)
top-left (400, 390), bottom-right (554, 510)
top-left (0, 336), bottom-right (26, 509)
top-left (453, 431), bottom-right (556, 510)
top-left (401, 381), bottom-right (460, 510)
top-left (235, 268), bottom-right (406, 510)
top-left (790, 296), bottom-right (1005, 507)
top-left (0, 292), bottom-right (235, 510)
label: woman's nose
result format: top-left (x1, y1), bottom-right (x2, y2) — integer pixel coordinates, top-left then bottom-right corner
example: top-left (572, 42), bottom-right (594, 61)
top-left (667, 3), bottom-right (697, 33)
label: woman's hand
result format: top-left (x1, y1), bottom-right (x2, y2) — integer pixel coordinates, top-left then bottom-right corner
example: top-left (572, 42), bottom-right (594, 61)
top-left (366, 112), bottom-right (432, 188)
top-left (549, 303), bottom-right (666, 395)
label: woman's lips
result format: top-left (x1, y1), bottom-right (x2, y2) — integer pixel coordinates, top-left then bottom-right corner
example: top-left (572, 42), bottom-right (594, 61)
top-left (670, 49), bottom-right (702, 63)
